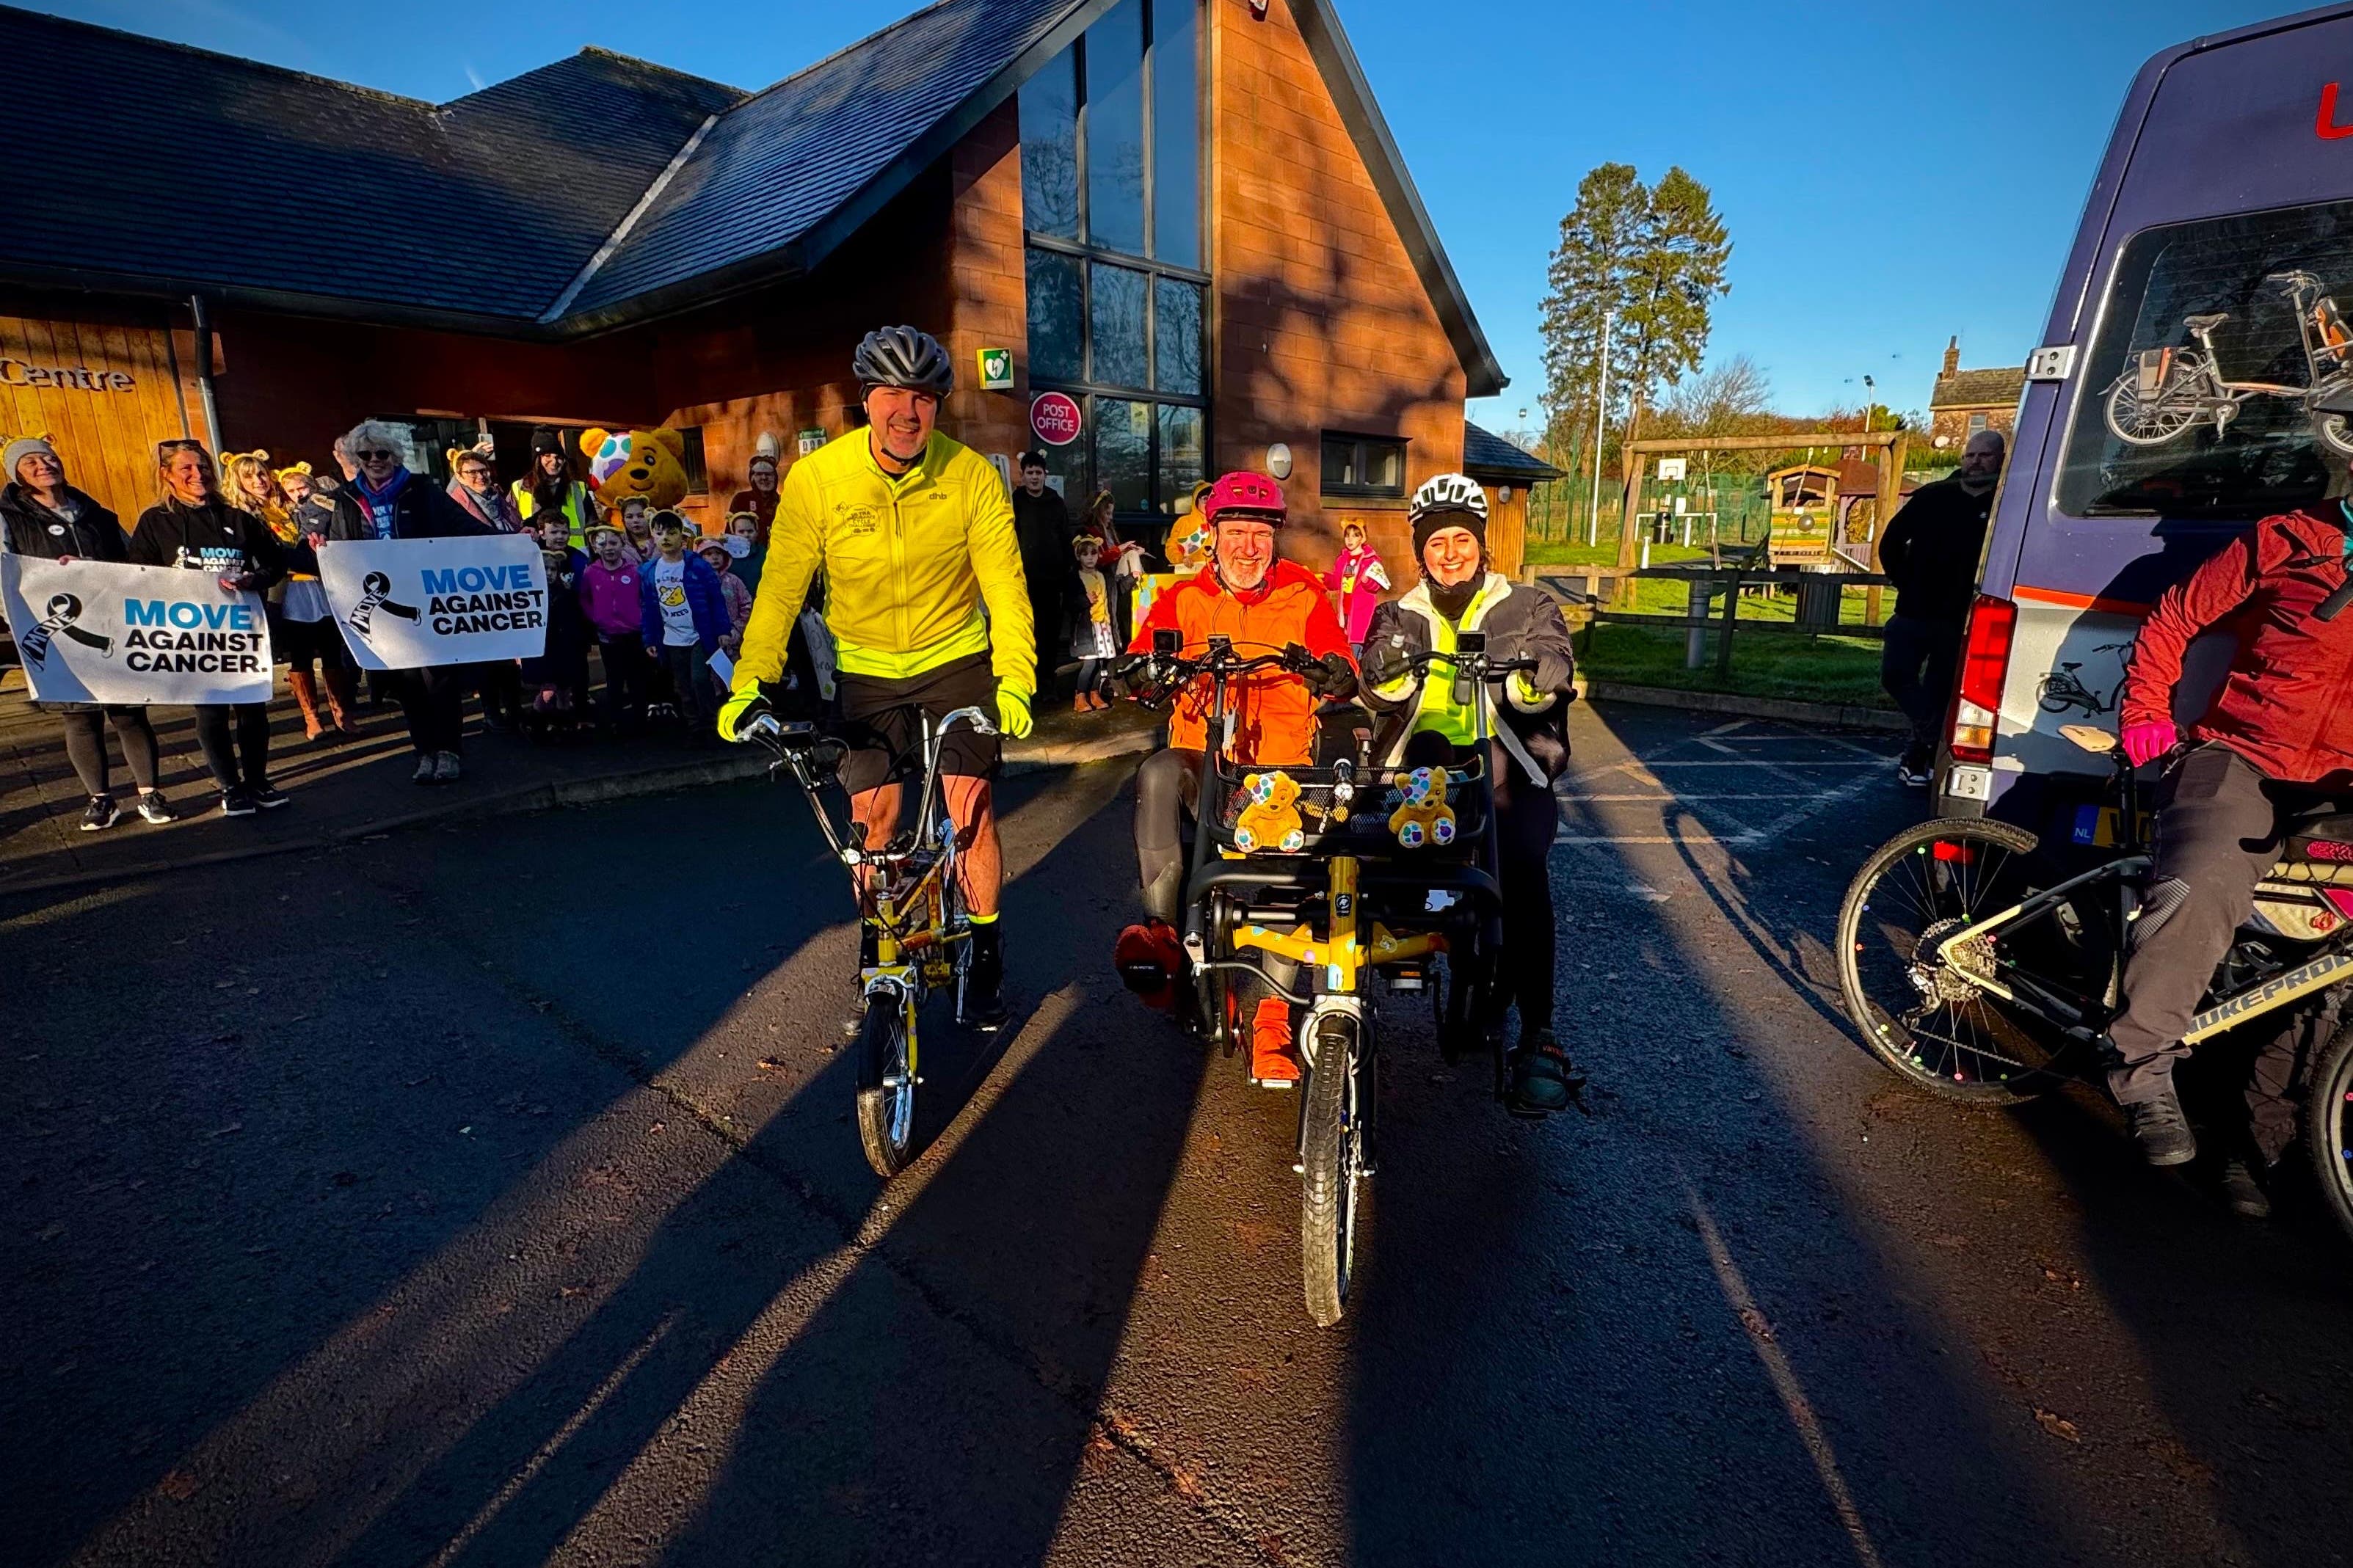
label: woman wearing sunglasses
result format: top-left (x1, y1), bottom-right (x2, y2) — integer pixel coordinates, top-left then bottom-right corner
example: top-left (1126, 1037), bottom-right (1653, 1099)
top-left (321, 422), bottom-right (491, 783)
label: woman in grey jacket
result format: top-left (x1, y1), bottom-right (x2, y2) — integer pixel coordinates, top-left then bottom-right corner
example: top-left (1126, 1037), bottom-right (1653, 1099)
top-left (1359, 473), bottom-right (1579, 1114)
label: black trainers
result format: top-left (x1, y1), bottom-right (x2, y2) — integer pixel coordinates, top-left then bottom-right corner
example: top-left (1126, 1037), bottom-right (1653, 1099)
top-left (961, 923), bottom-right (1008, 1030)
top-left (134, 790), bottom-right (177, 825)
top-left (79, 795), bottom-right (120, 832)
top-left (219, 789), bottom-right (257, 818)
top-left (2122, 1083), bottom-right (2197, 1167)
top-left (247, 782), bottom-right (290, 810)
top-left (1507, 1027), bottom-right (1585, 1117)
top-left (2219, 1159), bottom-right (2272, 1219)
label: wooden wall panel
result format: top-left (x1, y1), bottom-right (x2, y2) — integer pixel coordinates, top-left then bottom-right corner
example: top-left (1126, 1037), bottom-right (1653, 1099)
top-left (0, 314), bottom-right (194, 528)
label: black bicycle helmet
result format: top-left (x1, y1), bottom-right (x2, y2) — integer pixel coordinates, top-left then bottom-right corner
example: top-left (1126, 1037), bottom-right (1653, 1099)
top-left (853, 325), bottom-right (955, 398)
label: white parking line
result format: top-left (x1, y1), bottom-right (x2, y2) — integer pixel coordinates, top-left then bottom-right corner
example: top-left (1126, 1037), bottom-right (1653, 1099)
top-left (1555, 732), bottom-right (1891, 847)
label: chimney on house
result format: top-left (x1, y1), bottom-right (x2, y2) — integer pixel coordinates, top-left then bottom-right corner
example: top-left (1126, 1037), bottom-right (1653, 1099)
top-left (1942, 336), bottom-right (1961, 377)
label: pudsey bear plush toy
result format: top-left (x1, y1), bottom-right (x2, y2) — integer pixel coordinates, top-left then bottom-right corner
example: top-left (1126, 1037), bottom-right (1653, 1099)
top-left (1234, 770), bottom-right (1306, 853)
top-left (1387, 766), bottom-right (1456, 850)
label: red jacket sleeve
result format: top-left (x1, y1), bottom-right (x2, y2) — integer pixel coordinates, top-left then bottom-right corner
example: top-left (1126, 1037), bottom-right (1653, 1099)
top-left (2118, 526), bottom-right (2267, 728)
top-left (1298, 590), bottom-right (1355, 666)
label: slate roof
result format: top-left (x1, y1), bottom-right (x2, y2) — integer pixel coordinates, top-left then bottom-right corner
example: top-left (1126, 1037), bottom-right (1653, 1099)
top-left (566, 0), bottom-right (1092, 320)
top-left (1932, 366), bottom-right (2027, 409)
top-left (4, 0), bottom-right (1502, 391)
top-left (1462, 422), bottom-right (1563, 482)
top-left (0, 6), bottom-right (740, 327)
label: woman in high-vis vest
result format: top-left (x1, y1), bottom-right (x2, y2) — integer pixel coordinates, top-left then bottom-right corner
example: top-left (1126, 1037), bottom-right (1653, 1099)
top-left (1359, 473), bottom-right (1580, 1115)
top-left (511, 426), bottom-right (601, 549)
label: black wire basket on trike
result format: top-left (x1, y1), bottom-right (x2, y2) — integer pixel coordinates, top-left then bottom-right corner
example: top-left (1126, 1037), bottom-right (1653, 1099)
top-left (1124, 631), bottom-right (1532, 1324)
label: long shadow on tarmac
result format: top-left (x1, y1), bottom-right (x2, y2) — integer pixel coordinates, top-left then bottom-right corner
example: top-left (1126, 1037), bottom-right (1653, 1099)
top-left (1342, 707), bottom-right (2101, 1564)
top-left (310, 768), bottom-right (1201, 1567)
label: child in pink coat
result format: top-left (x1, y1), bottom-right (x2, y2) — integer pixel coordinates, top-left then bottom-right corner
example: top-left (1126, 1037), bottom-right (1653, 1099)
top-left (1324, 522), bottom-right (1391, 649)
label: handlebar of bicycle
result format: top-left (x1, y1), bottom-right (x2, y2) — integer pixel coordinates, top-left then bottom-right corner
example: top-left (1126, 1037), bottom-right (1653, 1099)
top-left (740, 703), bottom-right (998, 868)
top-left (1401, 647), bottom-right (1541, 675)
top-left (741, 702), bottom-right (997, 752)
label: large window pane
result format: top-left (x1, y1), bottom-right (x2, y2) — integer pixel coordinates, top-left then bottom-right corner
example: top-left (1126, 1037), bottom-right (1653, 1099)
top-left (1027, 248), bottom-right (1084, 384)
top-left (1151, 0), bottom-right (1199, 266)
top-left (1084, 0), bottom-right (1146, 257)
top-left (1157, 404), bottom-right (1204, 510)
top-left (1096, 397), bottom-right (1152, 512)
top-left (1019, 48), bottom-right (1079, 240)
top-left (1091, 261), bottom-right (1149, 390)
top-left (1154, 277), bottom-right (1203, 395)
top-left (2057, 200), bottom-right (2353, 519)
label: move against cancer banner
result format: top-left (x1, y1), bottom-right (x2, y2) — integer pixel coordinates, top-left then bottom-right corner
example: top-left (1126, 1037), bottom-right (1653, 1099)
top-left (0, 554), bottom-right (272, 705)
top-left (318, 536), bottom-right (550, 671)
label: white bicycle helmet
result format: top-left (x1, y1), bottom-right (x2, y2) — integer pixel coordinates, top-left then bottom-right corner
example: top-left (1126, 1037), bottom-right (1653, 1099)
top-left (1408, 472), bottom-right (1488, 525)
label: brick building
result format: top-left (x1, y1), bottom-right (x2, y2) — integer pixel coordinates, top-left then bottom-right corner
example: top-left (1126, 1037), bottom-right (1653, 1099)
top-left (1927, 337), bottom-right (2025, 450)
top-left (0, 0), bottom-right (1504, 580)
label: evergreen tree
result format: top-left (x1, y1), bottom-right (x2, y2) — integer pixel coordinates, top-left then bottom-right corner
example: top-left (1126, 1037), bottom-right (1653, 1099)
top-left (1540, 164), bottom-right (1732, 474)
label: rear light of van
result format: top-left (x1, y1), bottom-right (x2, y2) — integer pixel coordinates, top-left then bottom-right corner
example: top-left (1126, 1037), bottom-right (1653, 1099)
top-left (1948, 594), bottom-right (2017, 765)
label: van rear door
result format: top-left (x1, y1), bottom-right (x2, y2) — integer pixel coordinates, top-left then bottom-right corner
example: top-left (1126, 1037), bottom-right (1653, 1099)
top-left (1953, 5), bottom-right (2353, 831)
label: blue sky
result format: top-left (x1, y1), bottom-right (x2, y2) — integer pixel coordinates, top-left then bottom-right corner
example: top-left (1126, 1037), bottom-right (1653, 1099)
top-left (46, 0), bottom-right (2298, 429)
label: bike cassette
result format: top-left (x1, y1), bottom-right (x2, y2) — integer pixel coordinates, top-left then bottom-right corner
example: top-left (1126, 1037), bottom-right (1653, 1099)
top-left (1910, 917), bottom-right (1998, 1003)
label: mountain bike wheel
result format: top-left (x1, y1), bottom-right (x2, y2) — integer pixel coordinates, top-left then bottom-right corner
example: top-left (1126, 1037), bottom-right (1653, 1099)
top-left (1837, 817), bottom-right (2077, 1105)
top-left (854, 991), bottom-right (920, 1178)
top-left (2103, 368), bottom-right (2203, 447)
top-left (1301, 1011), bottom-right (1368, 1327)
top-left (2304, 1021), bottom-right (2353, 1250)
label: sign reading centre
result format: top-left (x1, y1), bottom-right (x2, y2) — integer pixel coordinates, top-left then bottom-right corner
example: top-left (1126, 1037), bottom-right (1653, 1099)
top-left (0, 555), bottom-right (272, 705)
top-left (316, 536), bottom-right (549, 671)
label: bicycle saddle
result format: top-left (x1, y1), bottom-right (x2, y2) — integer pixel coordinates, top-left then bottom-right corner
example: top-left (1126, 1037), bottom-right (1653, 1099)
top-left (2183, 313), bottom-right (2230, 333)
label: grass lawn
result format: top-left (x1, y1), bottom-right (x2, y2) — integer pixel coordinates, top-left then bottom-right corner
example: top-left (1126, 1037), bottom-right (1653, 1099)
top-left (1578, 623), bottom-right (1893, 708)
top-left (1524, 541), bottom-right (1722, 569)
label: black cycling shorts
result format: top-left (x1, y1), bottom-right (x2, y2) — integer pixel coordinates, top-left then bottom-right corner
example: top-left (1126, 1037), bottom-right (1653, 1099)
top-left (834, 652), bottom-right (1000, 795)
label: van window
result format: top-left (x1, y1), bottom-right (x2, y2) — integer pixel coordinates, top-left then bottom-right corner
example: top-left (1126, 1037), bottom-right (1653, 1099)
top-left (2056, 200), bottom-right (2353, 519)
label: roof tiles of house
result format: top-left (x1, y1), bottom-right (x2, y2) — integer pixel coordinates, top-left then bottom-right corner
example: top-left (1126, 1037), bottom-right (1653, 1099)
top-left (1931, 366), bottom-right (2027, 409)
top-left (566, 0), bottom-right (1092, 319)
top-left (1462, 422), bottom-right (1565, 483)
top-left (4, 0), bottom-right (1501, 390)
top-left (0, 4), bottom-right (741, 324)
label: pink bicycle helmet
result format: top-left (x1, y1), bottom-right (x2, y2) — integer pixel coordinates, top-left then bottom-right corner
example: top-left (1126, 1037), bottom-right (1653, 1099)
top-left (1199, 470), bottom-right (1287, 526)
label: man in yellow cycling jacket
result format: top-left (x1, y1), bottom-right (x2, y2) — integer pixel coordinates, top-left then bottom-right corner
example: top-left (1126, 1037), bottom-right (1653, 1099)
top-left (719, 325), bottom-right (1037, 1027)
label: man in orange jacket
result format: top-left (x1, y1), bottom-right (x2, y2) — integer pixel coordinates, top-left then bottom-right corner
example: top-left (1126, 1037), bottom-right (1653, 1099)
top-left (1108, 471), bottom-right (1356, 1084)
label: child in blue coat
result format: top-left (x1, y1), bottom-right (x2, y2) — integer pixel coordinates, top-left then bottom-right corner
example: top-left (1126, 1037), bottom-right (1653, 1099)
top-left (639, 511), bottom-right (733, 735)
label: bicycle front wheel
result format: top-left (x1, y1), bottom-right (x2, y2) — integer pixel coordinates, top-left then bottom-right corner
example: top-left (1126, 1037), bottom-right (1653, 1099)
top-left (855, 991), bottom-right (920, 1178)
top-left (1301, 1011), bottom-right (1369, 1327)
top-left (1837, 817), bottom-right (2075, 1105)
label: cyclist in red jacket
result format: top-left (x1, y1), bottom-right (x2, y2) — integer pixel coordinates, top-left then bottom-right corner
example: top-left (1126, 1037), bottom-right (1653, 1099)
top-left (1109, 471), bottom-right (1356, 1085)
top-left (2110, 478), bottom-right (2353, 1195)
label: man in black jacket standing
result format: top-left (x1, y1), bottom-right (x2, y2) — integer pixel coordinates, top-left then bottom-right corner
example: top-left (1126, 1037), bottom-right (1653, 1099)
top-left (127, 439), bottom-right (290, 816)
top-left (1878, 429), bottom-right (2004, 786)
top-left (1010, 451), bottom-right (1071, 703)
